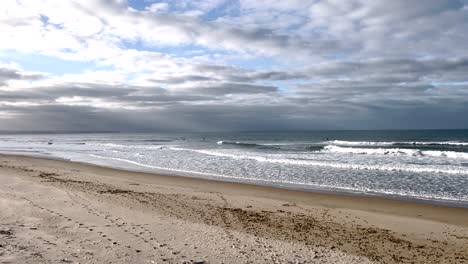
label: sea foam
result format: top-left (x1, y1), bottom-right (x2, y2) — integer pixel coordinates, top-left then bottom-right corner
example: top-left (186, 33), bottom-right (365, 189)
top-left (167, 147), bottom-right (468, 175)
top-left (322, 145), bottom-right (468, 159)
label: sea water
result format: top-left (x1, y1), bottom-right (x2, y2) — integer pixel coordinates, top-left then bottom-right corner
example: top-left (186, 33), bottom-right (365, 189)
top-left (1, 130), bottom-right (468, 206)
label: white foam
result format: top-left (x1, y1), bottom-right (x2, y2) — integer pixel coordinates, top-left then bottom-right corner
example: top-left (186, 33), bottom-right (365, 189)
top-left (167, 147), bottom-right (468, 175)
top-left (92, 143), bottom-right (127, 148)
top-left (217, 141), bottom-right (313, 146)
top-left (408, 141), bottom-right (468, 146)
top-left (87, 154), bottom-right (468, 203)
top-left (327, 140), bottom-right (395, 146)
top-left (423, 150), bottom-right (468, 159)
top-left (323, 145), bottom-right (421, 156)
top-left (327, 140), bottom-right (468, 146)
top-left (89, 143), bottom-right (165, 150)
top-left (322, 145), bottom-right (468, 160)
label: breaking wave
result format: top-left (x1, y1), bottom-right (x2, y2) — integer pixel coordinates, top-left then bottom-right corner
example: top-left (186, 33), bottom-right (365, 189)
top-left (87, 154), bottom-right (468, 203)
top-left (327, 140), bottom-right (468, 147)
top-left (168, 147), bottom-right (468, 175)
top-left (322, 145), bottom-right (468, 159)
top-left (216, 140), bottom-right (283, 150)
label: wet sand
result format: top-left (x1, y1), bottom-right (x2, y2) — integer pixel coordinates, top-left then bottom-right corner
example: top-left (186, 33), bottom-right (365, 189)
top-left (0, 154), bottom-right (467, 263)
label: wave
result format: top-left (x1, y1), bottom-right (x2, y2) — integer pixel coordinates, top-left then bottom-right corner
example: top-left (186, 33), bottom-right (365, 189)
top-left (90, 143), bottom-right (165, 150)
top-left (423, 150), bottom-right (468, 160)
top-left (327, 140), bottom-right (394, 146)
top-left (217, 141), bottom-right (261, 147)
top-left (88, 143), bottom-right (125, 148)
top-left (323, 145), bottom-right (421, 155)
top-left (86, 155), bottom-right (468, 203)
top-left (216, 139), bottom-right (468, 152)
top-left (327, 140), bottom-right (468, 147)
top-left (167, 147), bottom-right (468, 175)
top-left (214, 140), bottom-right (468, 159)
top-left (216, 140), bottom-right (328, 151)
top-left (396, 142), bottom-right (468, 146)
top-left (322, 145), bottom-right (468, 159)
top-left (0, 151), bottom-right (464, 204)
top-left (121, 139), bottom-right (172, 143)
top-left (216, 140), bottom-right (282, 150)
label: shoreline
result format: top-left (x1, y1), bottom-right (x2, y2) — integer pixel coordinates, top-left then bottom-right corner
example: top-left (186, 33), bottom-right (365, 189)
top-left (1, 154), bottom-right (468, 263)
top-left (2, 153), bottom-right (468, 225)
top-left (2, 151), bottom-right (468, 210)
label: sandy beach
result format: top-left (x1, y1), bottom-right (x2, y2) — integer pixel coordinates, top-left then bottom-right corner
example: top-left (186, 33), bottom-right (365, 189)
top-left (0, 154), bottom-right (467, 264)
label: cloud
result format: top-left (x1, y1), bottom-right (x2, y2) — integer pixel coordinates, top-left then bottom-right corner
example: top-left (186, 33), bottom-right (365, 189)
top-left (0, 0), bottom-right (467, 131)
top-left (2, 0), bottom-right (468, 62)
top-left (148, 75), bottom-right (218, 84)
top-left (0, 65), bottom-right (44, 86)
top-left (186, 83), bottom-right (278, 95)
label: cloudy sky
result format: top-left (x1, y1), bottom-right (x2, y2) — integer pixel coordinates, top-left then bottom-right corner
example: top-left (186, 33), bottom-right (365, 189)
top-left (1, 0), bottom-right (467, 132)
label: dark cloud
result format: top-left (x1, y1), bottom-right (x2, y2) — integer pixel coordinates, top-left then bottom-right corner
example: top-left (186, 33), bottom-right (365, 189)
top-left (148, 75), bottom-right (218, 84)
top-left (1, 1), bottom-right (468, 131)
top-left (0, 83), bottom-right (139, 102)
top-left (0, 67), bottom-right (44, 86)
top-left (2, 56), bottom-right (468, 131)
top-left (305, 58), bottom-right (468, 82)
top-left (187, 83), bottom-right (278, 95)
top-left (2, 95), bottom-right (466, 132)
top-left (0, 81), bottom-right (278, 106)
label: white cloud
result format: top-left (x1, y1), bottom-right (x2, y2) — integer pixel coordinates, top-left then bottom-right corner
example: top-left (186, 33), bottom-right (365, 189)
top-left (146, 3), bottom-right (169, 13)
top-left (0, 0), bottom-right (468, 131)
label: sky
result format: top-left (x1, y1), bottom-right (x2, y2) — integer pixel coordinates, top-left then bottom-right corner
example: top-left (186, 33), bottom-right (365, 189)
top-left (0, 0), bottom-right (467, 132)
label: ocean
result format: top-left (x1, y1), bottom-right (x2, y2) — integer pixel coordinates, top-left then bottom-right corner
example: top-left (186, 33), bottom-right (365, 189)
top-left (1, 130), bottom-right (468, 206)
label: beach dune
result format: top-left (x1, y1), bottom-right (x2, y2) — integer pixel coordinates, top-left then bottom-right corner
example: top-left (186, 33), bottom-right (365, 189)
top-left (1, 154), bottom-right (467, 263)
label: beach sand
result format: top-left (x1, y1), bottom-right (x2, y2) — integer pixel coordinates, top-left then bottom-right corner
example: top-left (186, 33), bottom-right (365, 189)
top-left (0, 154), bottom-right (467, 263)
